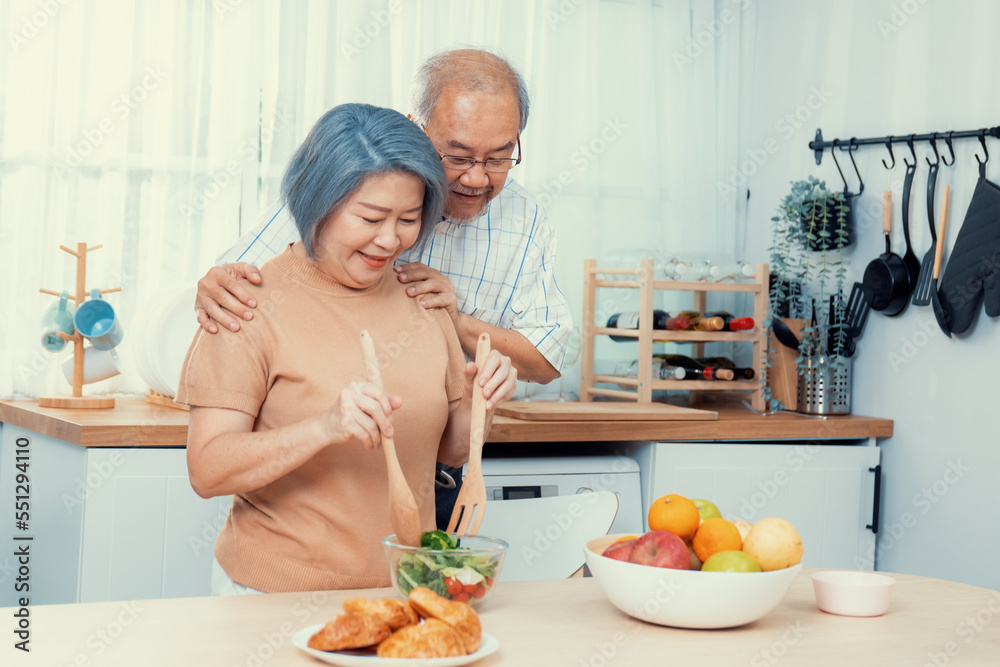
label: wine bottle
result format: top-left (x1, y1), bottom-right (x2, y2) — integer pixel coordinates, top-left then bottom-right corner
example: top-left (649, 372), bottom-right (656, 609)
top-left (693, 356), bottom-right (756, 380)
top-left (613, 359), bottom-right (687, 387)
top-left (668, 311), bottom-right (726, 332)
top-left (605, 310), bottom-right (691, 341)
top-left (702, 311), bottom-right (755, 331)
top-left (653, 354), bottom-right (736, 380)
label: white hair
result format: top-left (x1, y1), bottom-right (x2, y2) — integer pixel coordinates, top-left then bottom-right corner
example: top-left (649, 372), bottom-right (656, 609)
top-left (409, 47), bottom-right (530, 132)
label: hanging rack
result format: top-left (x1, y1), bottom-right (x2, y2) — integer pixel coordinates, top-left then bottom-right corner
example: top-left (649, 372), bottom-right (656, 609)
top-left (809, 126), bottom-right (1000, 165)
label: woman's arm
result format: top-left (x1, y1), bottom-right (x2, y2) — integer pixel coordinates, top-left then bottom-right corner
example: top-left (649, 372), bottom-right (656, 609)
top-left (437, 352), bottom-right (518, 468)
top-left (187, 381), bottom-right (402, 498)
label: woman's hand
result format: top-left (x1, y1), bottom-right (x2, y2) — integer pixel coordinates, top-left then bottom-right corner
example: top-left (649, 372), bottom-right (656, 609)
top-left (195, 263), bottom-right (263, 333)
top-left (322, 381), bottom-right (403, 451)
top-left (472, 350), bottom-right (518, 411)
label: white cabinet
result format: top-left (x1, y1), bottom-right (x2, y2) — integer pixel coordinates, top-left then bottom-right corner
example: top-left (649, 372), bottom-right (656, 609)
top-left (0, 425), bottom-right (228, 606)
top-left (632, 441), bottom-right (881, 570)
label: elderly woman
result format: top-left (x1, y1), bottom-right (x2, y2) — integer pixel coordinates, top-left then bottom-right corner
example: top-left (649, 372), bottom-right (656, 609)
top-left (177, 103), bottom-right (517, 595)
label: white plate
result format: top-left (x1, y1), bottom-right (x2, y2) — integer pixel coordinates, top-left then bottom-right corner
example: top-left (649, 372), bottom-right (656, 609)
top-left (291, 624), bottom-right (499, 666)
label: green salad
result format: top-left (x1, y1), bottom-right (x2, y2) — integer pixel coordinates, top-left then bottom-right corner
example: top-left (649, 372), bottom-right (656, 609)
top-left (395, 531), bottom-right (501, 603)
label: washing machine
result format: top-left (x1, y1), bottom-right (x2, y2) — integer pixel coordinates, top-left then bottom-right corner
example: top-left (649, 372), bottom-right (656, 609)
top-left (480, 455), bottom-right (644, 534)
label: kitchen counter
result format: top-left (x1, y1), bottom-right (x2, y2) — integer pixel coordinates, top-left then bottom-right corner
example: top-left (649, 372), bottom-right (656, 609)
top-left (5, 570), bottom-right (996, 666)
top-left (0, 397), bottom-right (893, 447)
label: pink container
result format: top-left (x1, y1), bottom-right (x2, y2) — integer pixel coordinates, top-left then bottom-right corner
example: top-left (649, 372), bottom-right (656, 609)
top-left (811, 570), bottom-right (895, 617)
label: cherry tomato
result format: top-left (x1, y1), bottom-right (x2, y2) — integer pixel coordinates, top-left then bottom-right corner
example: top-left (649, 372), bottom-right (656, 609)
top-left (463, 583), bottom-right (478, 594)
top-left (484, 576), bottom-right (495, 587)
top-left (471, 583), bottom-right (488, 599)
top-left (452, 591), bottom-right (470, 603)
top-left (444, 577), bottom-right (463, 596)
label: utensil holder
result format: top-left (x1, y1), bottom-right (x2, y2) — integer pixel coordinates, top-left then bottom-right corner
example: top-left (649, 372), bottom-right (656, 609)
top-left (796, 356), bottom-right (852, 415)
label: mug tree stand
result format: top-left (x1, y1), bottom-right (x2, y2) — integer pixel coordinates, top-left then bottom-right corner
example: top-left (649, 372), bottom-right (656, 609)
top-left (38, 243), bottom-right (121, 409)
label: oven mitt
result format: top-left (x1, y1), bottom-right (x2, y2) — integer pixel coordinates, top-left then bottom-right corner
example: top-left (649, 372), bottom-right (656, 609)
top-left (938, 175), bottom-right (1000, 335)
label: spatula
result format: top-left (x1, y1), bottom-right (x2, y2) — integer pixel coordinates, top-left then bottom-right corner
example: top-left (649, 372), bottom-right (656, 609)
top-left (360, 329), bottom-right (423, 547)
top-left (931, 186), bottom-right (952, 337)
top-left (447, 332), bottom-right (491, 538)
top-left (842, 282), bottom-right (870, 339)
top-left (912, 160), bottom-right (940, 306)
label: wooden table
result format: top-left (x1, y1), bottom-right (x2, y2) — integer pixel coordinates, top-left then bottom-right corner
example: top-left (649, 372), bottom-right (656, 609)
top-left (5, 571), bottom-right (996, 666)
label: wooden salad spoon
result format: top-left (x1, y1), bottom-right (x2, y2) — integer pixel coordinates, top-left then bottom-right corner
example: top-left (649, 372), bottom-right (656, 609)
top-left (360, 329), bottom-right (423, 547)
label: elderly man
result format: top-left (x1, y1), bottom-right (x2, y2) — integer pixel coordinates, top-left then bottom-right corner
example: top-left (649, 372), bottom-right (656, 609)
top-left (194, 48), bottom-right (572, 527)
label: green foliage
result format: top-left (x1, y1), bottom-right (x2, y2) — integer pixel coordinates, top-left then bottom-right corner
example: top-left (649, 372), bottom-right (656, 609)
top-left (762, 177), bottom-right (851, 411)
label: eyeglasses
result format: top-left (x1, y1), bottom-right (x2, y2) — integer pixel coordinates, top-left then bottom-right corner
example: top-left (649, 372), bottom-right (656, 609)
top-left (435, 136), bottom-right (522, 173)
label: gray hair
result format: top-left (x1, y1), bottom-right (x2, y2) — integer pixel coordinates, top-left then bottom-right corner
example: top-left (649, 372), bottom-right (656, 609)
top-left (281, 103), bottom-right (448, 259)
top-left (409, 47), bottom-right (530, 132)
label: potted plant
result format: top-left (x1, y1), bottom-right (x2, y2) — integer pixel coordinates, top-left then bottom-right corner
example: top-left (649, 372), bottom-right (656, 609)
top-left (761, 177), bottom-right (852, 414)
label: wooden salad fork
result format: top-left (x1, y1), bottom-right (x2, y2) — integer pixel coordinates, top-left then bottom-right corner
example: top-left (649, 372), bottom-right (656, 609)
top-left (446, 332), bottom-right (492, 538)
top-left (360, 330), bottom-right (423, 547)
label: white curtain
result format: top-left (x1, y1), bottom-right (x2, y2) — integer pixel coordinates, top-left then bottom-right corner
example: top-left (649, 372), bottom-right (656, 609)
top-left (0, 0), bottom-right (749, 399)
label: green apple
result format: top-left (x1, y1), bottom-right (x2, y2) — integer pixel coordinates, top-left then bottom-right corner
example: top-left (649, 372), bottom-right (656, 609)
top-left (691, 498), bottom-right (722, 521)
top-left (701, 550), bottom-right (762, 572)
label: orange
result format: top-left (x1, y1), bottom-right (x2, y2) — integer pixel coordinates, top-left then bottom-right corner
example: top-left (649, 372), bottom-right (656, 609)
top-left (647, 493), bottom-right (701, 541)
top-left (692, 517), bottom-right (743, 563)
top-left (612, 535), bottom-right (639, 544)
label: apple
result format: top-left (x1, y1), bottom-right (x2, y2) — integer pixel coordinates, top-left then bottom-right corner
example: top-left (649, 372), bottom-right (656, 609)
top-left (627, 531), bottom-right (690, 570)
top-left (601, 539), bottom-right (636, 562)
top-left (687, 540), bottom-right (703, 571)
top-left (692, 498), bottom-right (722, 521)
top-left (701, 550), bottom-right (761, 573)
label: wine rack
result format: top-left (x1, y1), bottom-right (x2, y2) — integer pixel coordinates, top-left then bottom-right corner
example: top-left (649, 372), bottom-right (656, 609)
top-left (580, 259), bottom-right (769, 411)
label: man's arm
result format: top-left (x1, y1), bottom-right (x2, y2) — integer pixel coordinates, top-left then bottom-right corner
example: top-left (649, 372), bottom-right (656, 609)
top-left (454, 314), bottom-right (559, 384)
top-left (395, 262), bottom-right (561, 384)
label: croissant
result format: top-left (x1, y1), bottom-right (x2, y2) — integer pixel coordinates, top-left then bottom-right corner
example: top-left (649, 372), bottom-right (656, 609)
top-left (408, 586), bottom-right (482, 653)
top-left (343, 597), bottom-right (419, 631)
top-left (307, 612), bottom-right (391, 652)
top-left (376, 618), bottom-right (466, 658)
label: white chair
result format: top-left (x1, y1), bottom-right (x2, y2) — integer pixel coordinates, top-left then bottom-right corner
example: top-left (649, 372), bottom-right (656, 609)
top-left (476, 491), bottom-right (619, 582)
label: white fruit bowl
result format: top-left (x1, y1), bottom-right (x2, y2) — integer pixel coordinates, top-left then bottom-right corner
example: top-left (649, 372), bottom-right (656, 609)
top-left (584, 534), bottom-right (802, 629)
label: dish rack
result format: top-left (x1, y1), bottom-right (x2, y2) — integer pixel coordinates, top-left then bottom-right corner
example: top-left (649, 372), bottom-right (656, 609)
top-left (579, 259), bottom-right (769, 411)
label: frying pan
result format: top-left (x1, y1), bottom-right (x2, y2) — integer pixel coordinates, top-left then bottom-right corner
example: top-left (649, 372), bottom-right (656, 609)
top-left (862, 190), bottom-right (910, 317)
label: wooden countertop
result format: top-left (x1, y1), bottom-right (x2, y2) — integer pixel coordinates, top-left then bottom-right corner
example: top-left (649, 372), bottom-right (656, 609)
top-left (0, 397), bottom-right (892, 448)
top-left (6, 571), bottom-right (996, 666)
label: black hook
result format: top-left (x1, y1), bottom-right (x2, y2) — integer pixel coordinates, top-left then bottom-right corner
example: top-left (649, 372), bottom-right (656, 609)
top-left (975, 130), bottom-right (989, 166)
top-left (903, 135), bottom-right (917, 168)
top-left (881, 137), bottom-right (896, 169)
top-left (845, 137), bottom-right (864, 196)
top-left (926, 136), bottom-right (940, 167)
top-left (830, 140), bottom-right (850, 194)
top-left (940, 132), bottom-right (956, 167)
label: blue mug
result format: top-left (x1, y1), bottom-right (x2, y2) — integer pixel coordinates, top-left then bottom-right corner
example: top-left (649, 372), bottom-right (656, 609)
top-left (74, 289), bottom-right (124, 350)
top-left (41, 291), bottom-right (75, 352)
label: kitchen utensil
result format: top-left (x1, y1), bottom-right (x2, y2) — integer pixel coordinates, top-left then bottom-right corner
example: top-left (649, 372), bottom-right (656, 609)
top-left (74, 288), bottom-right (124, 350)
top-left (811, 570), bottom-right (895, 617)
top-left (826, 293), bottom-right (856, 357)
top-left (359, 329), bottom-right (423, 548)
top-left (900, 160), bottom-right (922, 295)
top-left (931, 185), bottom-right (952, 337)
top-left (40, 290), bottom-right (75, 352)
top-left (585, 534), bottom-right (802, 629)
top-left (62, 346), bottom-right (121, 385)
top-left (938, 170), bottom-right (1000, 335)
top-left (771, 318), bottom-right (800, 351)
top-left (447, 332), bottom-right (492, 537)
top-left (842, 282), bottom-right (870, 338)
top-left (911, 157), bottom-right (941, 305)
top-left (862, 191), bottom-right (910, 317)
